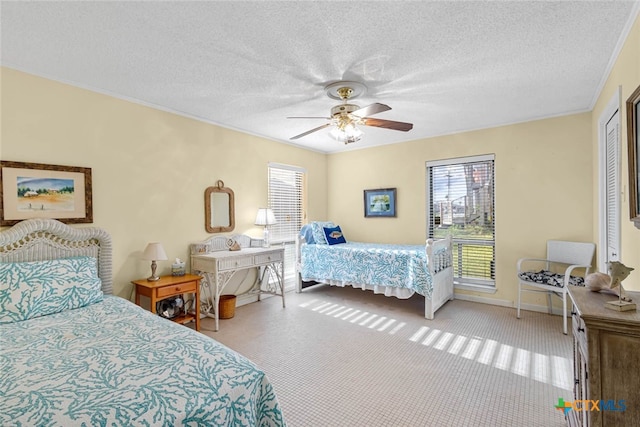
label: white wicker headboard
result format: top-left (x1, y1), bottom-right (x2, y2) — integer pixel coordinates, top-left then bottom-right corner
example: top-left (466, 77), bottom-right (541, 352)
top-left (0, 218), bottom-right (113, 295)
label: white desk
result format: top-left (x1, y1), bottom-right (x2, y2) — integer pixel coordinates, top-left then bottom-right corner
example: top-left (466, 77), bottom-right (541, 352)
top-left (191, 245), bottom-right (285, 331)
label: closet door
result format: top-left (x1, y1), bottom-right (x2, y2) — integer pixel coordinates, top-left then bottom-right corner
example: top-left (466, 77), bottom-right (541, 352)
top-left (604, 110), bottom-right (620, 264)
top-left (598, 90), bottom-right (621, 271)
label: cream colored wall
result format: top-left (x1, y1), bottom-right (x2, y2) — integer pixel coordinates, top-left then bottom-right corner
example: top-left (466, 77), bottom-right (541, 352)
top-left (1, 68), bottom-right (328, 298)
top-left (3, 12), bottom-right (637, 307)
top-left (591, 13), bottom-right (640, 290)
top-left (327, 113), bottom-right (594, 307)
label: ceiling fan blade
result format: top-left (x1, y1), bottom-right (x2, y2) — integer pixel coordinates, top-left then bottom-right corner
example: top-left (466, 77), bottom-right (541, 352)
top-left (351, 103), bottom-right (391, 118)
top-left (290, 123), bottom-right (332, 140)
top-left (362, 118), bottom-right (414, 132)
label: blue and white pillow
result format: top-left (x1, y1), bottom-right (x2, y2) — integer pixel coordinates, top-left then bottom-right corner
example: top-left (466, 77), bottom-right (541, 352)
top-left (310, 221), bottom-right (336, 245)
top-left (323, 225), bottom-right (347, 245)
top-left (0, 256), bottom-right (103, 324)
top-left (299, 224), bottom-right (316, 244)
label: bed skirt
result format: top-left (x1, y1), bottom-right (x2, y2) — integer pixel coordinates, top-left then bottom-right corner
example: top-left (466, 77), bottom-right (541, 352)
top-left (306, 278), bottom-right (416, 299)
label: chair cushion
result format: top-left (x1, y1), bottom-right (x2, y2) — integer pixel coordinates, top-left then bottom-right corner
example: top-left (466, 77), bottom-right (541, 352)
top-left (519, 270), bottom-right (585, 288)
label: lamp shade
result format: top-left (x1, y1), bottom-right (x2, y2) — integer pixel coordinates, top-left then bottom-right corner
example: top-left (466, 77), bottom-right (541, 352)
top-left (255, 208), bottom-right (277, 226)
top-left (142, 242), bottom-right (168, 261)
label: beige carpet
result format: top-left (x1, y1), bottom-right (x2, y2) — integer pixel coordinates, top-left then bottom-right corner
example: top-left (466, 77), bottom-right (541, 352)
top-left (201, 285), bottom-right (572, 427)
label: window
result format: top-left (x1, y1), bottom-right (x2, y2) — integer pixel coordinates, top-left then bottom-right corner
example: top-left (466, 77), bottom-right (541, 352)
top-left (426, 154), bottom-right (495, 287)
top-left (268, 163), bottom-right (305, 290)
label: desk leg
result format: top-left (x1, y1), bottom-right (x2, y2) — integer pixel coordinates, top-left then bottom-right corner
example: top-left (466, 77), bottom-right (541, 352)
top-left (260, 261), bottom-right (286, 308)
top-left (279, 260), bottom-right (285, 308)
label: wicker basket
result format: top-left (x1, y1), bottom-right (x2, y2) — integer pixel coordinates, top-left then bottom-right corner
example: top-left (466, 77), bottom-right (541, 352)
top-left (218, 295), bottom-right (237, 319)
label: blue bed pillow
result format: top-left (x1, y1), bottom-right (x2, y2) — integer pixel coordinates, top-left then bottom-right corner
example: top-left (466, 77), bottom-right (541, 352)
top-left (310, 221), bottom-right (335, 245)
top-left (0, 256), bottom-right (103, 324)
top-left (323, 225), bottom-right (347, 245)
top-left (300, 224), bottom-right (315, 244)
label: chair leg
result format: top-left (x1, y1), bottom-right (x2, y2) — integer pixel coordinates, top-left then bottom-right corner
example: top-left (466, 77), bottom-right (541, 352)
top-left (562, 291), bottom-right (568, 335)
top-left (546, 292), bottom-right (553, 315)
top-left (516, 282), bottom-right (521, 319)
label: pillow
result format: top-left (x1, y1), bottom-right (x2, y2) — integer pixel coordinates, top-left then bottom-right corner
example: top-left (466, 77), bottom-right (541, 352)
top-left (310, 221), bottom-right (335, 245)
top-left (0, 256), bottom-right (103, 324)
top-left (323, 225), bottom-right (347, 245)
top-left (299, 224), bottom-right (315, 244)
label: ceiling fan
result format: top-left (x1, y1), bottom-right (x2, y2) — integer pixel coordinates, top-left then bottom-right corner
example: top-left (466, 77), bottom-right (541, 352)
top-left (288, 81), bottom-right (413, 144)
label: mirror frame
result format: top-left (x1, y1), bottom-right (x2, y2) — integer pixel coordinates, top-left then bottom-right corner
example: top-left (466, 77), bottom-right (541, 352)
top-left (627, 84), bottom-right (640, 229)
top-left (204, 180), bottom-right (235, 233)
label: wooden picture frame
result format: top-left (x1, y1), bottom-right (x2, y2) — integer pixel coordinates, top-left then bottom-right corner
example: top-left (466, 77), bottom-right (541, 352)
top-left (204, 180), bottom-right (235, 233)
top-left (0, 161), bottom-right (93, 226)
top-left (364, 188), bottom-right (397, 217)
top-left (627, 84), bottom-right (640, 229)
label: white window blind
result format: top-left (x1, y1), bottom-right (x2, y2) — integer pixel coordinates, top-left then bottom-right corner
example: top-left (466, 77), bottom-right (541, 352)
top-left (426, 155), bottom-right (495, 287)
top-left (268, 163), bottom-right (305, 290)
top-left (268, 163), bottom-right (305, 243)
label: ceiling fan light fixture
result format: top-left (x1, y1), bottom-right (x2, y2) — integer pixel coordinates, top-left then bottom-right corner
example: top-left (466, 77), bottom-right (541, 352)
top-left (288, 80), bottom-right (412, 142)
top-left (330, 123), bottom-right (363, 144)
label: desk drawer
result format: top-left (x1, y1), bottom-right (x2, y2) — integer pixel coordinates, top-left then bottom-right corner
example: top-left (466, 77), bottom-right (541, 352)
top-left (157, 280), bottom-right (197, 298)
top-left (254, 251), bottom-right (283, 265)
top-left (219, 256), bottom-right (254, 271)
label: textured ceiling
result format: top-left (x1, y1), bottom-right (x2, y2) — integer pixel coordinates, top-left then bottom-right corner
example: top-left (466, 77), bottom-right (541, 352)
top-left (1, 1), bottom-right (639, 153)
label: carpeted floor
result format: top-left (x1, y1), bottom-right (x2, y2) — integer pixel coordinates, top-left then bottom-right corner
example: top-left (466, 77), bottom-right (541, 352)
top-left (200, 285), bottom-right (572, 427)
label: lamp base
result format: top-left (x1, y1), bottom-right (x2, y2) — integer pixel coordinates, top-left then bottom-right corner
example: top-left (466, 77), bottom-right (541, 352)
top-left (147, 260), bottom-right (160, 281)
top-left (605, 300), bottom-right (637, 312)
top-left (263, 227), bottom-right (270, 248)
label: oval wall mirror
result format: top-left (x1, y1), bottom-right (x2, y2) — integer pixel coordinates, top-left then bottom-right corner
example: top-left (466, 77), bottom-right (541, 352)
top-left (205, 180), bottom-right (235, 233)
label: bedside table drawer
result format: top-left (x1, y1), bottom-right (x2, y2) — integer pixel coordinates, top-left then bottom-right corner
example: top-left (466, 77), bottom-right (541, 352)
top-left (156, 280), bottom-right (197, 298)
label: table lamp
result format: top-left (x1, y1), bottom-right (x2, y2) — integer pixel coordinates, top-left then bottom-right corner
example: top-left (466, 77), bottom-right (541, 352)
top-left (255, 208), bottom-right (277, 247)
top-left (142, 242), bottom-right (168, 281)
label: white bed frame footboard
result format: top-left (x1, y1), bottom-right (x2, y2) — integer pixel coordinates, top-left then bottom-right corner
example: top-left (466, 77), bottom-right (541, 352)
top-left (295, 235), bottom-right (454, 319)
top-left (424, 235), bottom-right (454, 319)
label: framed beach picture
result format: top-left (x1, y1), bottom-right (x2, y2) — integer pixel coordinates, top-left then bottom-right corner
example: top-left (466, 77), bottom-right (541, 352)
top-left (364, 188), bottom-right (397, 217)
top-left (627, 84), bottom-right (640, 229)
top-left (0, 161), bottom-right (93, 226)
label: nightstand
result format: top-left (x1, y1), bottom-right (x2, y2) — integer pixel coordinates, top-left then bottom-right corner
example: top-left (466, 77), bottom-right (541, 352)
top-left (133, 274), bottom-right (201, 331)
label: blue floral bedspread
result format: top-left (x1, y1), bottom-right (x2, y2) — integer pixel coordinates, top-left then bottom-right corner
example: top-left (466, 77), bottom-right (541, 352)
top-left (0, 296), bottom-right (285, 427)
top-left (301, 242), bottom-right (434, 298)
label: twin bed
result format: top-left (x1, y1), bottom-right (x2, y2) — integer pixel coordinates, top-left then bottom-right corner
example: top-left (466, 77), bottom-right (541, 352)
top-left (295, 222), bottom-right (454, 319)
top-left (0, 219), bottom-right (285, 426)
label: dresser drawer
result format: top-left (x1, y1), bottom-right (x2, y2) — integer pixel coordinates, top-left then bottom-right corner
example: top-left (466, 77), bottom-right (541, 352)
top-left (572, 310), bottom-right (588, 358)
top-left (254, 251), bottom-right (283, 265)
top-left (156, 280), bottom-right (197, 298)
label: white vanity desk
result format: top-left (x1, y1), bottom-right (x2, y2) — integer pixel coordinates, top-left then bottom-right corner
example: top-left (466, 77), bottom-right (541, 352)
top-left (190, 235), bottom-right (285, 331)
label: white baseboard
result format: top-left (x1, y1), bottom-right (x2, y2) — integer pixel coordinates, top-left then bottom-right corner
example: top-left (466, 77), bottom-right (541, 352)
top-left (453, 292), bottom-right (562, 316)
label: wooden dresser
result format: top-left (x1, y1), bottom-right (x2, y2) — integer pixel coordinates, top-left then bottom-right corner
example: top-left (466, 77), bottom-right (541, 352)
top-left (567, 286), bottom-right (640, 427)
